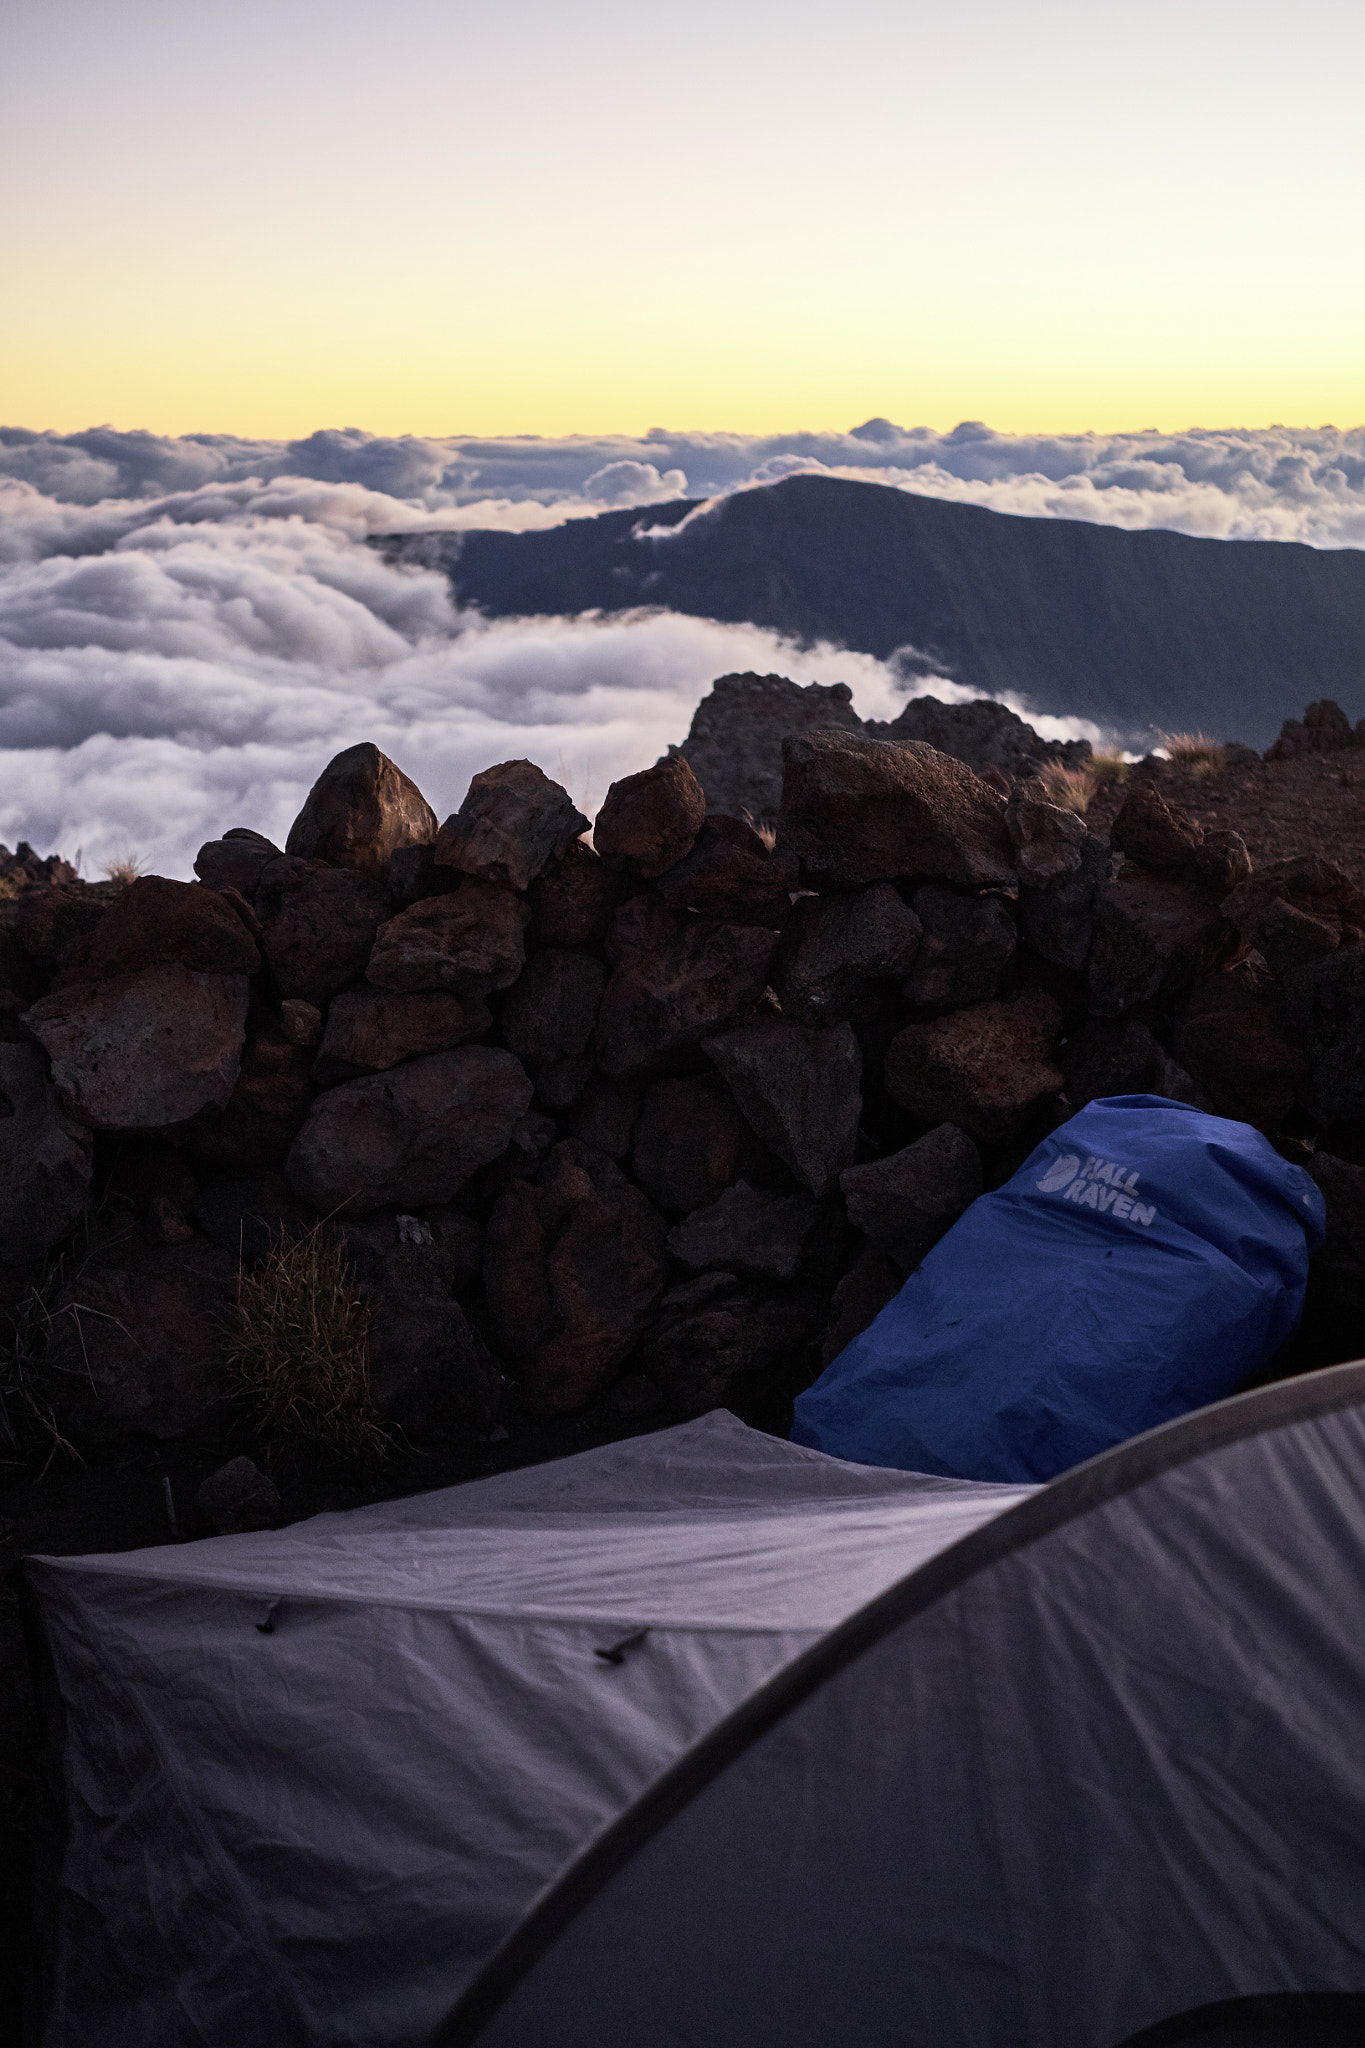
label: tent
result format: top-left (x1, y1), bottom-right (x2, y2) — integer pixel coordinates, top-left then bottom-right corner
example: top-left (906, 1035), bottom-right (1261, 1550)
top-left (23, 1370), bottom-right (1365, 2047)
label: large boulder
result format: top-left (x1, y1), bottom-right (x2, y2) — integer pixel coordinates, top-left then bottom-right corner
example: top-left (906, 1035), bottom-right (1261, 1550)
top-left (594, 755), bottom-right (706, 877)
top-left (668, 672), bottom-right (864, 820)
top-left (656, 817), bottom-right (798, 927)
top-left (772, 884), bottom-right (923, 1025)
top-left (904, 884), bottom-right (1016, 1011)
top-left (777, 730), bottom-right (1015, 890)
top-left (1109, 781), bottom-right (1204, 874)
top-left (51, 875), bottom-right (260, 988)
top-left (594, 896), bottom-right (778, 1075)
top-left (0, 1043), bottom-right (93, 1263)
top-left (1178, 968), bottom-right (1308, 1128)
top-left (1004, 786), bottom-right (1085, 888)
top-left (1266, 698), bottom-right (1362, 760)
top-left (285, 743), bottom-right (437, 876)
top-left (256, 860), bottom-right (391, 1007)
top-left (839, 1123), bottom-right (982, 1276)
top-left (884, 990), bottom-right (1064, 1145)
top-left (12, 883), bottom-right (117, 981)
top-left (500, 950), bottom-right (606, 1068)
top-left (1061, 1017), bottom-right (1170, 1111)
top-left (284, 1046), bottom-right (532, 1211)
top-left (1017, 834), bottom-right (1110, 973)
top-left (526, 839), bottom-right (621, 948)
top-left (484, 1141), bottom-right (667, 1415)
top-left (434, 759), bottom-right (588, 891)
top-left (365, 881), bottom-right (528, 996)
top-left (312, 988), bottom-right (491, 1084)
top-left (1088, 867), bottom-right (1240, 1016)
top-left (193, 829), bottom-right (282, 899)
top-left (24, 965), bottom-right (249, 1131)
top-left (1222, 858), bottom-right (1365, 979)
top-left (637, 1272), bottom-right (821, 1418)
top-left (869, 695), bottom-right (1093, 783)
top-left (703, 1014), bottom-right (862, 1198)
top-left (667, 1180), bottom-right (819, 1281)
top-left (192, 1030), bottom-right (316, 1168)
top-left (630, 1075), bottom-right (749, 1215)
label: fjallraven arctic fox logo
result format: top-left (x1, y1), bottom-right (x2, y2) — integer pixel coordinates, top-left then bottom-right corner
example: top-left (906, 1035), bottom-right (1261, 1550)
top-left (1037, 1151), bottom-right (1157, 1226)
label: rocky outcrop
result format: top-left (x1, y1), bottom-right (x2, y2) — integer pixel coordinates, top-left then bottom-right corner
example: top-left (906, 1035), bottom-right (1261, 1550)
top-left (1266, 698), bottom-right (1364, 761)
top-left (286, 743), bottom-right (437, 875)
top-left (668, 673), bottom-right (864, 820)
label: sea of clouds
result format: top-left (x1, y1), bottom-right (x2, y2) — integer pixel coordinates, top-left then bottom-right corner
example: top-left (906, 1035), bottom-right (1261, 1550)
top-left (3, 418), bottom-right (1364, 879)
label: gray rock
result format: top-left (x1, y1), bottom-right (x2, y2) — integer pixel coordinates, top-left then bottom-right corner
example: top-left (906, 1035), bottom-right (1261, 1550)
top-left (286, 742), bottom-right (437, 876)
top-left (1089, 867), bottom-right (1240, 1016)
top-left (365, 881), bottom-right (528, 996)
top-left (1018, 834), bottom-right (1110, 973)
top-left (868, 695), bottom-right (1093, 783)
top-left (500, 949), bottom-right (606, 1067)
top-left (257, 860), bottom-right (392, 1008)
top-left (905, 884), bottom-right (1016, 1010)
top-left (667, 672), bottom-right (864, 821)
top-left (193, 829), bottom-right (282, 899)
top-left (0, 1042), bottom-right (93, 1264)
top-left (777, 729), bottom-right (1016, 891)
top-left (434, 759), bottom-right (588, 892)
top-left (280, 999), bottom-right (324, 1047)
top-left (595, 896), bottom-right (778, 1076)
top-left (667, 1180), bottom-right (819, 1281)
top-left (773, 883), bottom-right (923, 1025)
top-left (884, 991), bottom-right (1064, 1146)
top-left (312, 988), bottom-right (491, 1085)
top-left (637, 1272), bottom-right (822, 1417)
top-left (1004, 786), bottom-right (1085, 888)
top-left (631, 1076), bottom-right (748, 1216)
top-left (594, 755), bottom-right (706, 877)
top-left (703, 1014), bottom-right (862, 1198)
top-left (839, 1123), bottom-right (982, 1275)
top-left (284, 1046), bottom-right (532, 1211)
top-left (193, 1458), bottom-right (280, 1535)
top-left (25, 965), bottom-right (249, 1131)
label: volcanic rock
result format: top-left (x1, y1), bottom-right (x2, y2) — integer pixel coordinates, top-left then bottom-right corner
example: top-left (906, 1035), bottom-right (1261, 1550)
top-left (821, 1245), bottom-right (903, 1366)
top-left (500, 949), bottom-right (606, 1068)
top-left (1018, 834), bottom-right (1110, 973)
top-left (358, 1243), bottom-right (504, 1436)
top-left (884, 990), bottom-right (1064, 1145)
top-left (1110, 782), bottom-right (1204, 874)
top-left (871, 695), bottom-right (1093, 784)
top-left (839, 1123), bottom-right (983, 1276)
top-left (280, 999), bottom-right (324, 1047)
top-left (1088, 866), bottom-right (1240, 1016)
top-left (631, 1075), bottom-right (749, 1216)
top-left (192, 1029), bottom-right (316, 1168)
top-left (434, 759), bottom-right (588, 891)
top-left (193, 829), bottom-right (282, 899)
top-left (565, 1075), bottom-right (643, 1158)
top-left (777, 729), bottom-right (1015, 891)
top-left (1281, 945), bottom-right (1365, 1124)
top-left (191, 1169), bottom-right (312, 1264)
top-left (637, 1273), bottom-right (821, 1418)
top-left (12, 884), bottom-right (113, 981)
top-left (284, 1046), bottom-right (532, 1211)
top-left (365, 881), bottom-right (528, 996)
top-left (0, 1042), bottom-right (93, 1264)
top-left (1267, 698), bottom-right (1361, 760)
top-left (1222, 857), bottom-right (1365, 979)
top-left (667, 1180), bottom-right (819, 1281)
top-left (1190, 828), bottom-right (1252, 898)
top-left (669, 672), bottom-right (865, 820)
top-left (595, 895), bottom-right (778, 1075)
top-left (257, 860), bottom-right (391, 1007)
top-left (49, 875), bottom-right (261, 990)
top-left (25, 965), bottom-right (249, 1131)
top-left (656, 816), bottom-right (798, 927)
top-left (1004, 785), bottom-right (1086, 888)
top-left (773, 883), bottom-right (923, 1025)
top-left (594, 754), bottom-right (707, 878)
top-left (193, 1458), bottom-right (280, 1535)
top-left (1178, 967), bottom-right (1309, 1128)
top-left (286, 743), bottom-right (437, 876)
top-left (312, 988), bottom-right (491, 1085)
top-left (526, 838), bottom-right (622, 948)
top-left (1061, 1017), bottom-right (1170, 1110)
top-left (904, 884), bottom-right (1016, 1011)
top-left (703, 1014), bottom-right (862, 1198)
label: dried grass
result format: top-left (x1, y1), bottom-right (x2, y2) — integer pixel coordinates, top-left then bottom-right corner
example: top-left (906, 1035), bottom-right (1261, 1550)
top-left (742, 810), bottom-right (778, 850)
top-left (1161, 732), bottom-right (1226, 778)
top-left (228, 1225), bottom-right (383, 1464)
top-left (0, 1253), bottom-right (82, 1471)
top-left (102, 852), bottom-right (145, 884)
top-left (1035, 751), bottom-right (1131, 815)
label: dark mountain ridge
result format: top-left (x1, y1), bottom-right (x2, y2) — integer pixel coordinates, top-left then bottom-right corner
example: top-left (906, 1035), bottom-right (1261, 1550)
top-left (376, 475), bottom-right (1365, 748)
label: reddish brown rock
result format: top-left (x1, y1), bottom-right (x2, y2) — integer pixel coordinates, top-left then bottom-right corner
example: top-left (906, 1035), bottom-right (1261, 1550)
top-left (703, 1014), bottom-right (862, 1198)
top-left (1088, 867), bottom-right (1241, 1016)
top-left (192, 1030), bottom-right (316, 1168)
top-left (0, 1042), bottom-right (93, 1263)
top-left (526, 838), bottom-right (622, 948)
top-left (280, 998), bottom-right (324, 1047)
top-left (631, 1075), bottom-right (749, 1215)
top-left (1061, 1017), bottom-right (1171, 1111)
top-left (1178, 967), bottom-right (1308, 1129)
top-left (1266, 698), bottom-right (1360, 760)
top-left (1190, 828), bottom-right (1252, 898)
top-left (51, 875), bottom-right (260, 990)
top-left (594, 754), bottom-right (706, 877)
top-left (12, 883), bottom-right (114, 981)
top-left (365, 880), bottom-right (528, 996)
top-left (1004, 785), bottom-right (1085, 889)
top-left (1110, 782), bottom-right (1204, 874)
top-left (312, 988), bottom-right (491, 1085)
top-left (595, 895), bottom-right (778, 1075)
top-left (353, 1241), bottom-right (504, 1436)
top-left (904, 884), bottom-right (1016, 1011)
top-left (25, 965), bottom-right (249, 1130)
top-left (500, 949), bottom-right (606, 1068)
top-left (839, 1123), bottom-right (982, 1276)
top-left (1282, 945), bottom-right (1365, 1124)
top-left (284, 1046), bottom-right (532, 1211)
top-left (565, 1075), bottom-right (644, 1158)
top-left (1222, 857), bottom-right (1365, 978)
top-left (656, 816), bottom-right (799, 927)
top-left (256, 859), bottom-right (391, 1007)
top-left (286, 742), bottom-right (437, 876)
top-left (884, 990), bottom-right (1064, 1145)
top-left (776, 729), bottom-right (1015, 890)
top-left (638, 1273), bottom-right (820, 1417)
top-left (1018, 835), bottom-right (1110, 974)
top-left (193, 829), bottom-right (282, 899)
top-left (434, 759), bottom-right (588, 891)
top-left (773, 883), bottom-right (923, 1025)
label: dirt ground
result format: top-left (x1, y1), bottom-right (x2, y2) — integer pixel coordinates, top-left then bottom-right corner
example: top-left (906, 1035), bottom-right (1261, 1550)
top-left (1087, 745), bottom-right (1365, 882)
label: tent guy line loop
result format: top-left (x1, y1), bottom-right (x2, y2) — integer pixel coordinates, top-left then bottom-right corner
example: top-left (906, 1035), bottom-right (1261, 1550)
top-left (594, 1628), bottom-right (650, 1666)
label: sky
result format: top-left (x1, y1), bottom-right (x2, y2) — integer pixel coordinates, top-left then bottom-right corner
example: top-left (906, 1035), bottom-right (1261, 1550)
top-left (4, 0), bottom-right (1364, 437)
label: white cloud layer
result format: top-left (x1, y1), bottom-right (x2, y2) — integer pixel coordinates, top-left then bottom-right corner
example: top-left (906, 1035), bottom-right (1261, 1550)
top-left (4, 413), bottom-right (1358, 880)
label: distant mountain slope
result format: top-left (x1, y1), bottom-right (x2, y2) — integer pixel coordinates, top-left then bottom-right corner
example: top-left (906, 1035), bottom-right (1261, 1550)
top-left (377, 475), bottom-right (1365, 747)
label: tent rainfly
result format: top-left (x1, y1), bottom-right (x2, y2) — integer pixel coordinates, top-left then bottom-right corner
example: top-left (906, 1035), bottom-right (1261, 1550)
top-left (22, 1375), bottom-right (1365, 2048)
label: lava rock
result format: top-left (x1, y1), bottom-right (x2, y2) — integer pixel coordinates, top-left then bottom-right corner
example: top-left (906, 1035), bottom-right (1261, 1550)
top-left (773, 883), bottom-right (923, 1025)
top-left (839, 1122), bottom-right (982, 1276)
top-left (565, 1075), bottom-right (643, 1158)
top-left (594, 755), bottom-right (706, 878)
top-left (13, 884), bottom-right (117, 981)
top-left (434, 759), bottom-right (588, 891)
top-left (1190, 828), bottom-right (1252, 898)
top-left (1018, 834), bottom-right (1110, 974)
top-left (193, 1458), bottom-right (280, 1535)
top-left (500, 949), bottom-right (606, 1068)
top-left (1110, 782), bottom-right (1205, 874)
top-left (1280, 945), bottom-right (1365, 1124)
top-left (703, 1014), bottom-right (862, 1198)
top-left (256, 860), bottom-right (391, 1008)
top-left (1088, 867), bottom-right (1240, 1016)
top-left (1061, 1017), bottom-right (1170, 1110)
top-left (284, 1046), bottom-right (532, 1211)
top-left (365, 880), bottom-right (528, 996)
top-left (868, 695), bottom-right (1094, 784)
top-left (667, 1180), bottom-right (819, 1281)
top-left (526, 839), bottom-right (622, 948)
top-left (193, 829), bottom-right (282, 899)
top-left (631, 1075), bottom-right (749, 1215)
top-left (193, 1029), bottom-right (316, 1168)
top-left (1004, 785), bottom-right (1086, 888)
top-left (669, 672), bottom-right (865, 820)
top-left (1222, 857), bottom-right (1365, 979)
top-left (1178, 967), bottom-right (1309, 1128)
top-left (904, 884), bottom-right (1016, 1011)
top-left (51, 875), bottom-right (260, 989)
top-left (192, 1169), bottom-right (313, 1264)
top-left (777, 729), bottom-right (1016, 891)
top-left (637, 1273), bottom-right (821, 1418)
top-left (884, 990), bottom-right (1064, 1145)
top-left (360, 1243), bottom-right (504, 1436)
top-left (0, 1042), bottom-right (93, 1264)
top-left (820, 1244), bottom-right (904, 1366)
top-left (312, 988), bottom-right (491, 1085)
top-left (24, 965), bottom-right (249, 1131)
top-left (656, 816), bottom-right (798, 927)
top-left (280, 998), bottom-right (324, 1047)
top-left (1266, 698), bottom-right (1361, 760)
top-left (595, 896), bottom-right (779, 1076)
top-left (286, 742), bottom-right (437, 876)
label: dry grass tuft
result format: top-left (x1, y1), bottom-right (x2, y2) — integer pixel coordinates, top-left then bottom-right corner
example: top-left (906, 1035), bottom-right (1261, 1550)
top-left (1035, 750), bottom-right (1131, 815)
top-left (228, 1225), bottom-right (384, 1464)
top-left (1161, 732), bottom-right (1226, 778)
top-left (102, 852), bottom-right (145, 884)
top-left (742, 810), bottom-right (778, 850)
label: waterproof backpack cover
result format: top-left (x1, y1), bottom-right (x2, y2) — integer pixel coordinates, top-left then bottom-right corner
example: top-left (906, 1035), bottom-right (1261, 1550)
top-left (792, 1095), bottom-right (1327, 1482)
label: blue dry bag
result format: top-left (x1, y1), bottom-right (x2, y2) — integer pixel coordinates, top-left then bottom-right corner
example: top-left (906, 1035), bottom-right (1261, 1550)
top-left (792, 1095), bottom-right (1326, 1482)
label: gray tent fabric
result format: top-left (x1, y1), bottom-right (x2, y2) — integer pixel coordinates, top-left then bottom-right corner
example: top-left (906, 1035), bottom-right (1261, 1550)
top-left (445, 1361), bottom-right (1365, 2048)
top-left (23, 1414), bottom-right (1031, 2047)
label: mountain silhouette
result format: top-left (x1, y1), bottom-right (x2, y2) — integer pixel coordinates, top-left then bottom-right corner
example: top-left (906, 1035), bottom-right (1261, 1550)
top-left (377, 475), bottom-right (1365, 747)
